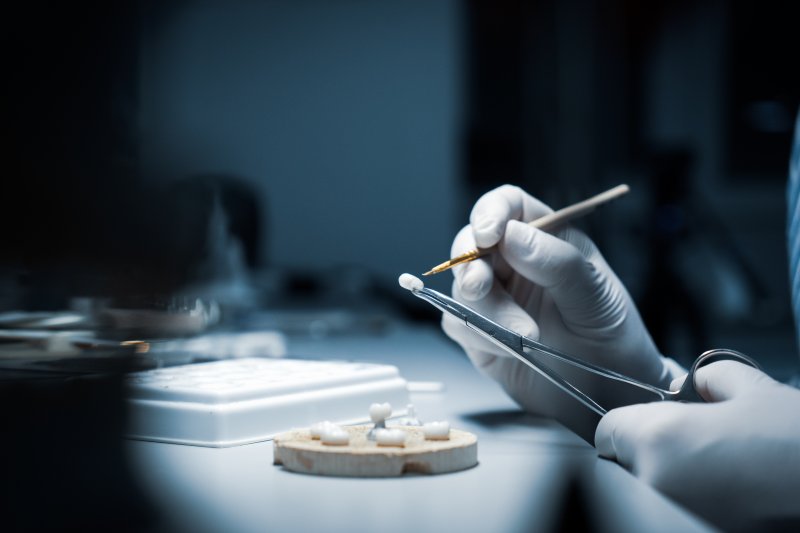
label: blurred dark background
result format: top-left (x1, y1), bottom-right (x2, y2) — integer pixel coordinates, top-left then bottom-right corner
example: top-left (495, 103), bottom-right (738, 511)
top-left (1, 0), bottom-right (798, 367)
top-left (1, 1), bottom-right (798, 530)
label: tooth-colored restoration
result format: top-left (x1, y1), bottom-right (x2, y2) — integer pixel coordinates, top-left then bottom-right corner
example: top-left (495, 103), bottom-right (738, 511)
top-left (375, 428), bottom-right (406, 447)
top-left (398, 273), bottom-right (424, 291)
top-left (369, 402), bottom-right (392, 423)
top-left (422, 421), bottom-right (450, 441)
top-left (309, 421), bottom-right (338, 440)
top-left (319, 425), bottom-right (349, 446)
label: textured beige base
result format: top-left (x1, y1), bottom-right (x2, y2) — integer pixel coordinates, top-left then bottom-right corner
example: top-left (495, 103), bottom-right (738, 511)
top-left (273, 425), bottom-right (478, 477)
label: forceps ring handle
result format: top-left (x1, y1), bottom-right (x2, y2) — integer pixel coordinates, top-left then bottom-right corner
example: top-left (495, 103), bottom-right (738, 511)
top-left (674, 348), bottom-right (762, 402)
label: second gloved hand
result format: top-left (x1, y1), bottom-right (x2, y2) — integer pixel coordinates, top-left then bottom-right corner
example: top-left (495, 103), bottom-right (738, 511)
top-left (442, 185), bottom-right (682, 424)
top-left (595, 361), bottom-right (800, 530)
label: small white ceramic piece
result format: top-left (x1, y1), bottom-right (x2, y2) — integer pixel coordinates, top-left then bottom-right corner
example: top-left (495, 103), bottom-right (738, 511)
top-left (398, 273), bottom-right (424, 291)
top-left (375, 428), bottom-right (406, 447)
top-left (369, 402), bottom-right (392, 423)
top-left (320, 425), bottom-right (349, 446)
top-left (309, 421), bottom-right (338, 440)
top-left (422, 421), bottom-right (450, 441)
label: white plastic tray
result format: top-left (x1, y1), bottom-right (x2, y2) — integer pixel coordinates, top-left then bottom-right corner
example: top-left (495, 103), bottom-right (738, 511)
top-left (126, 357), bottom-right (409, 447)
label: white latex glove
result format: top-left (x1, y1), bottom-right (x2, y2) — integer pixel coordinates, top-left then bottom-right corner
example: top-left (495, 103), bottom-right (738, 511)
top-left (441, 185), bottom-right (682, 431)
top-left (596, 361), bottom-right (800, 530)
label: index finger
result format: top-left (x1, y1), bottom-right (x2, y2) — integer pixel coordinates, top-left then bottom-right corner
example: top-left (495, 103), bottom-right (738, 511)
top-left (470, 185), bottom-right (553, 248)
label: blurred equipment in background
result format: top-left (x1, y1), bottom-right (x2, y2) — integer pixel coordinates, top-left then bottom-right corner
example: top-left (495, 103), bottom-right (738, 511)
top-left (2, 2), bottom-right (162, 530)
top-left (640, 150), bottom-right (708, 362)
top-left (462, 0), bottom-right (799, 374)
top-left (167, 174), bottom-right (264, 317)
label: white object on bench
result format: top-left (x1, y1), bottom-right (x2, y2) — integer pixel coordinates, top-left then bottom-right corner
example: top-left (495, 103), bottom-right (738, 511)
top-left (126, 357), bottom-right (409, 447)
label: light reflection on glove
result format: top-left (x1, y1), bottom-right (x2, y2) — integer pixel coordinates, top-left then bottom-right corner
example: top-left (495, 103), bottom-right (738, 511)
top-left (441, 185), bottom-right (682, 431)
top-left (595, 361), bottom-right (800, 530)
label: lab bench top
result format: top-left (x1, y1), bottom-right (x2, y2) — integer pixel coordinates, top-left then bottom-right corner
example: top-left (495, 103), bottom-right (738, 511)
top-left (127, 324), bottom-right (713, 533)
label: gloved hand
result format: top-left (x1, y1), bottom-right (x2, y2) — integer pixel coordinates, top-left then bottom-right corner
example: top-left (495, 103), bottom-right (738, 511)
top-left (441, 185), bottom-right (682, 428)
top-left (596, 361), bottom-right (800, 530)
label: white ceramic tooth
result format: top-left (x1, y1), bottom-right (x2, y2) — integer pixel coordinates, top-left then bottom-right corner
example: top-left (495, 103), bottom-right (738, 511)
top-left (309, 421), bottom-right (337, 439)
top-left (319, 426), bottom-right (349, 446)
top-left (398, 273), bottom-right (424, 291)
top-left (422, 421), bottom-right (450, 440)
top-left (369, 402), bottom-right (392, 423)
top-left (375, 428), bottom-right (406, 447)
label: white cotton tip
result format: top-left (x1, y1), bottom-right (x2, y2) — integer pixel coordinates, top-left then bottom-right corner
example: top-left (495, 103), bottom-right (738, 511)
top-left (369, 402), bottom-right (392, 423)
top-left (309, 421), bottom-right (338, 440)
top-left (375, 428), bottom-right (406, 447)
top-left (398, 273), bottom-right (424, 291)
top-left (320, 425), bottom-right (349, 446)
top-left (422, 421), bottom-right (450, 440)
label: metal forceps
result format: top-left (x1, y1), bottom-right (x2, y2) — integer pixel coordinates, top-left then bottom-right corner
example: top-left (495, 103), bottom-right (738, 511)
top-left (411, 286), bottom-right (760, 416)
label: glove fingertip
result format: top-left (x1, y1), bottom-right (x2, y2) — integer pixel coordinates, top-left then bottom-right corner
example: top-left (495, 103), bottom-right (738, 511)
top-left (669, 374), bottom-right (687, 392)
top-left (594, 415), bottom-right (616, 458)
top-left (472, 215), bottom-right (504, 248)
top-left (594, 404), bottom-right (637, 459)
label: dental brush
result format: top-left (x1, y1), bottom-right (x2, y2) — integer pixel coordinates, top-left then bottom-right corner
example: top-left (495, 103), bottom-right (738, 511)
top-left (423, 183), bottom-right (630, 276)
